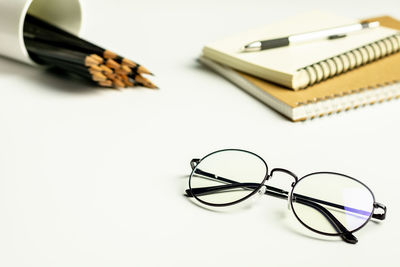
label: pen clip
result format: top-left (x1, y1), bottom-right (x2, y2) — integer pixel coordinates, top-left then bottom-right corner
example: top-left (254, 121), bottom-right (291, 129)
top-left (327, 34), bottom-right (347, 40)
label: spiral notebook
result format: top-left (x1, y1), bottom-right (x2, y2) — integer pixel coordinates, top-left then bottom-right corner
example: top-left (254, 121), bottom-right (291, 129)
top-left (200, 16), bottom-right (400, 121)
top-left (203, 11), bottom-right (400, 90)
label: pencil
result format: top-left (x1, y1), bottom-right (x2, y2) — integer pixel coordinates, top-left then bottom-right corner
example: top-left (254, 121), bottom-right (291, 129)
top-left (37, 55), bottom-right (152, 90)
top-left (25, 39), bottom-right (102, 66)
top-left (33, 54), bottom-right (111, 85)
top-left (25, 14), bottom-right (153, 75)
top-left (24, 36), bottom-right (157, 89)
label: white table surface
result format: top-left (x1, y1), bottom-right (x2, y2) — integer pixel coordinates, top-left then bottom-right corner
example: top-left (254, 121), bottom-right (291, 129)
top-left (1, 0), bottom-right (399, 266)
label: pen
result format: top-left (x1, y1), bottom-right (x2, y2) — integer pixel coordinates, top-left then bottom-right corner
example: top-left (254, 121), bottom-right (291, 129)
top-left (241, 21), bottom-right (380, 52)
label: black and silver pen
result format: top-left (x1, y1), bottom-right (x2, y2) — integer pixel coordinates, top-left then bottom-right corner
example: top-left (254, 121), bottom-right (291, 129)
top-left (241, 21), bottom-right (380, 52)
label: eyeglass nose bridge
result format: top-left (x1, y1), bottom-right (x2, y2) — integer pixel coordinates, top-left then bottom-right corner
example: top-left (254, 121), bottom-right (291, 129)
top-left (269, 168), bottom-right (299, 186)
top-left (268, 168), bottom-right (299, 210)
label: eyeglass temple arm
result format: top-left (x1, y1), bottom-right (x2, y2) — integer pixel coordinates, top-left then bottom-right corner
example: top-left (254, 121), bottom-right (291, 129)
top-left (190, 159), bottom-right (200, 170)
top-left (186, 181), bottom-right (357, 243)
top-left (373, 202), bottom-right (386, 220)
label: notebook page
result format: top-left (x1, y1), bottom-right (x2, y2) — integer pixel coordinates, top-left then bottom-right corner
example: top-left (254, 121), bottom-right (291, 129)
top-left (204, 11), bottom-right (398, 79)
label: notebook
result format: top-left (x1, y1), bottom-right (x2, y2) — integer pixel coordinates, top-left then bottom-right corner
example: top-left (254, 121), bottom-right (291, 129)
top-left (203, 11), bottom-right (400, 90)
top-left (200, 16), bottom-right (400, 121)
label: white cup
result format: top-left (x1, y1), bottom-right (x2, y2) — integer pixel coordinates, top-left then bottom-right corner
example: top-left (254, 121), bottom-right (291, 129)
top-left (0, 0), bottom-right (83, 65)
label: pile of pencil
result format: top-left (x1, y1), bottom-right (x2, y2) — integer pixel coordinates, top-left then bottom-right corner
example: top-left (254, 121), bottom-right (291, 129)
top-left (23, 14), bottom-right (156, 89)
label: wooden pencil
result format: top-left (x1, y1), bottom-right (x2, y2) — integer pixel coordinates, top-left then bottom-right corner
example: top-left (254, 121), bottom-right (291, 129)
top-left (25, 38), bottom-right (102, 66)
top-left (36, 54), bottom-right (152, 89)
top-left (25, 38), bottom-right (157, 89)
top-left (34, 54), bottom-right (111, 85)
top-left (24, 15), bottom-right (157, 89)
top-left (25, 14), bottom-right (153, 75)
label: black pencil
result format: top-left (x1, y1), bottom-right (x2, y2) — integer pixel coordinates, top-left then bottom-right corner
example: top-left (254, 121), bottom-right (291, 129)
top-left (25, 36), bottom-right (156, 89)
top-left (25, 14), bottom-right (153, 75)
top-left (25, 38), bottom-right (102, 66)
top-left (35, 54), bottom-right (108, 80)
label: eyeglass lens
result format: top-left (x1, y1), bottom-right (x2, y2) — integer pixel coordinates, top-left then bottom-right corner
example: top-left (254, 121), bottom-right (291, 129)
top-left (291, 173), bottom-right (374, 234)
top-left (189, 150), bottom-right (268, 205)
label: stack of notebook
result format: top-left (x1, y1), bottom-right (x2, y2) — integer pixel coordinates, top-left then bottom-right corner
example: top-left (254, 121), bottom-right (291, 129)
top-left (200, 12), bottom-right (400, 121)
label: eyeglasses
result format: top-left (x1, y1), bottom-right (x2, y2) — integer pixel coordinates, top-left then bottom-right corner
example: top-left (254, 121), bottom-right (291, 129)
top-left (185, 149), bottom-right (386, 244)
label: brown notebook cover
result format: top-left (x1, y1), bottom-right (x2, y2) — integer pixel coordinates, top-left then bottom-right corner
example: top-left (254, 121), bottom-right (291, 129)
top-left (200, 16), bottom-right (400, 121)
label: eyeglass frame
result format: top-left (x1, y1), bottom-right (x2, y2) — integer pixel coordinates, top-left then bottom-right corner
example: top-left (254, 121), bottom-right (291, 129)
top-left (185, 149), bottom-right (387, 244)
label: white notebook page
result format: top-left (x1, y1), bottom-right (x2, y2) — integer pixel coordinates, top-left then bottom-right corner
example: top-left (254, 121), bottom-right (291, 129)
top-left (204, 11), bottom-right (398, 76)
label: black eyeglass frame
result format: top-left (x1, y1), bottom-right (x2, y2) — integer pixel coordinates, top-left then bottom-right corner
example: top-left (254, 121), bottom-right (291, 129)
top-left (188, 149), bottom-right (269, 207)
top-left (186, 149), bottom-right (387, 244)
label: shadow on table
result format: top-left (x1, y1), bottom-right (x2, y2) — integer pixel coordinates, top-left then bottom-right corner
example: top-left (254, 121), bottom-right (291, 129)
top-left (270, 209), bottom-right (383, 243)
top-left (268, 210), bottom-right (343, 243)
top-left (0, 56), bottom-right (103, 95)
top-left (187, 59), bottom-right (292, 122)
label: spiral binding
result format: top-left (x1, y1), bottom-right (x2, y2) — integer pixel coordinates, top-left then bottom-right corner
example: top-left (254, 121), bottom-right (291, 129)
top-left (296, 80), bottom-right (400, 120)
top-left (299, 33), bottom-right (400, 88)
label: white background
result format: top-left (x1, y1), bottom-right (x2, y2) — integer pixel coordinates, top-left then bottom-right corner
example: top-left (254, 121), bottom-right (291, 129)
top-left (0, 0), bottom-right (399, 266)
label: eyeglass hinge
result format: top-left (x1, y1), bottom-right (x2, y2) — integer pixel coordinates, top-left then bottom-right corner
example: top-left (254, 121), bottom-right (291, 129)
top-left (372, 202), bottom-right (387, 220)
top-left (190, 159), bottom-right (200, 170)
